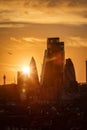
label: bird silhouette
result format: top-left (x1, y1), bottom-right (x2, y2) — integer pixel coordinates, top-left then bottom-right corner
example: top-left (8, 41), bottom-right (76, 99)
top-left (8, 52), bottom-right (12, 55)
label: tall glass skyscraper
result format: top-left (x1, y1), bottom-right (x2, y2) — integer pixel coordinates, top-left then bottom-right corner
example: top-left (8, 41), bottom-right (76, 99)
top-left (41, 37), bottom-right (65, 91)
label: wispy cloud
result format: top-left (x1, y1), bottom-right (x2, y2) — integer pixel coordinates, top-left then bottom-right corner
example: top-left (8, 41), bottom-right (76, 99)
top-left (66, 36), bottom-right (87, 47)
top-left (9, 36), bottom-right (45, 51)
top-left (10, 37), bottom-right (21, 43)
top-left (23, 37), bottom-right (45, 43)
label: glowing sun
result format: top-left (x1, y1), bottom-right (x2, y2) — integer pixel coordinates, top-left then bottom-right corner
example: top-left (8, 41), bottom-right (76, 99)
top-left (22, 66), bottom-right (30, 76)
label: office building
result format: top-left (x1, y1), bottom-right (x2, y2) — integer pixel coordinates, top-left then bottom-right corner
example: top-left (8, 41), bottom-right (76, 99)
top-left (41, 37), bottom-right (65, 90)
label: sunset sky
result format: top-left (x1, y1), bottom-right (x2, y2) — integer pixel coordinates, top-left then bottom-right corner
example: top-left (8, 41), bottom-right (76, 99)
top-left (0, 0), bottom-right (87, 84)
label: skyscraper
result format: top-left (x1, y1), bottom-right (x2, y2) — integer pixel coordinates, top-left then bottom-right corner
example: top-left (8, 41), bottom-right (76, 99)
top-left (63, 58), bottom-right (78, 93)
top-left (41, 37), bottom-right (65, 90)
top-left (30, 57), bottom-right (39, 86)
top-left (64, 58), bottom-right (76, 84)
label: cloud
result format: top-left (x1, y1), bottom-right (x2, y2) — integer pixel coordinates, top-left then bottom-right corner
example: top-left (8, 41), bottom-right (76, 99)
top-left (9, 36), bottom-right (45, 51)
top-left (0, 22), bottom-right (26, 28)
top-left (23, 37), bottom-right (45, 43)
top-left (23, 0), bottom-right (87, 8)
top-left (10, 37), bottom-right (21, 43)
top-left (66, 36), bottom-right (87, 47)
top-left (0, 0), bottom-right (87, 26)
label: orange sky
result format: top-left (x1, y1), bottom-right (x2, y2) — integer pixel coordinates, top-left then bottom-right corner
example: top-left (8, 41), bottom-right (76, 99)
top-left (0, 0), bottom-right (87, 84)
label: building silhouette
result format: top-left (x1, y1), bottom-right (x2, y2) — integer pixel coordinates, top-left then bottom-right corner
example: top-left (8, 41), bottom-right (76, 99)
top-left (17, 71), bottom-right (29, 86)
top-left (63, 58), bottom-right (77, 94)
top-left (29, 57), bottom-right (39, 87)
top-left (41, 37), bottom-right (64, 88)
top-left (3, 74), bottom-right (6, 85)
top-left (40, 38), bottom-right (65, 100)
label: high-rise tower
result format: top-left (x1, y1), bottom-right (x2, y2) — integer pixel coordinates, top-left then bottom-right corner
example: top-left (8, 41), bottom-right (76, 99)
top-left (41, 37), bottom-right (65, 89)
top-left (30, 57), bottom-right (39, 86)
top-left (63, 58), bottom-right (78, 94)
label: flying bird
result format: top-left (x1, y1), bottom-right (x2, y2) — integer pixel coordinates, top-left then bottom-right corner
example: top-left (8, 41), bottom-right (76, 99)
top-left (8, 52), bottom-right (13, 55)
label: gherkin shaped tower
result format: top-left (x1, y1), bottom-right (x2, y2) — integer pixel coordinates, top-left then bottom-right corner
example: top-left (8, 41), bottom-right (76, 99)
top-left (30, 57), bottom-right (39, 85)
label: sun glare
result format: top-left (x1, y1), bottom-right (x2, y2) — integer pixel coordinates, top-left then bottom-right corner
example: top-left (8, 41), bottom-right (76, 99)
top-left (22, 66), bottom-right (30, 76)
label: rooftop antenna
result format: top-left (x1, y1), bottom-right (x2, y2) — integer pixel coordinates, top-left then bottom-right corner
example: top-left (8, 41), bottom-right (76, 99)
top-left (3, 74), bottom-right (6, 85)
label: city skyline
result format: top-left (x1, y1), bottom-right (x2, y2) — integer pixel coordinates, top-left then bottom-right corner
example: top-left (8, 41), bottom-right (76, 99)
top-left (0, 0), bottom-right (87, 84)
top-left (0, 1), bottom-right (87, 129)
top-left (0, 36), bottom-right (87, 84)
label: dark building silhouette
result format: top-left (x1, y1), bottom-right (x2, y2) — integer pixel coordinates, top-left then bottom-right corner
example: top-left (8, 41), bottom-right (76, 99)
top-left (17, 71), bottom-right (29, 86)
top-left (3, 74), bottom-right (6, 85)
top-left (29, 57), bottom-right (39, 86)
top-left (63, 58), bottom-right (77, 92)
top-left (41, 37), bottom-right (64, 88)
top-left (40, 38), bottom-right (65, 100)
top-left (63, 58), bottom-right (76, 84)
